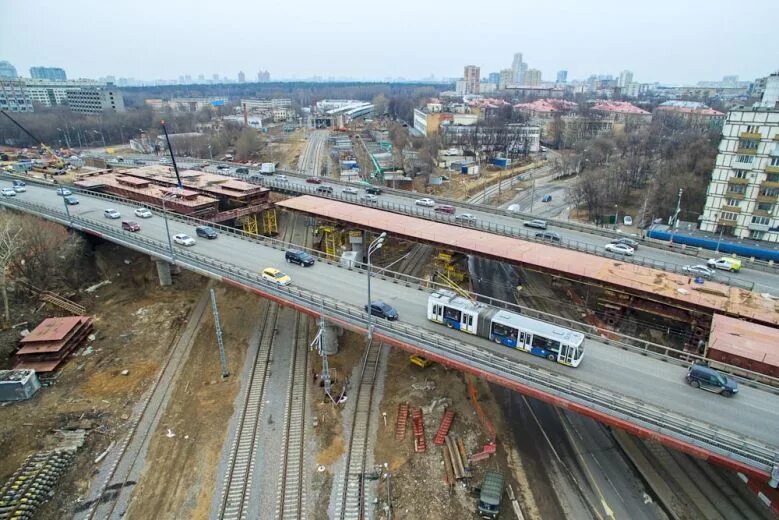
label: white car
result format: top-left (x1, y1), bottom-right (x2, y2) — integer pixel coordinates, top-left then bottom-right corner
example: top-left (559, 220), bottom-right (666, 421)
top-left (455, 213), bottom-right (477, 223)
top-left (342, 187), bottom-right (359, 195)
top-left (1, 187), bottom-right (16, 197)
top-left (604, 243), bottom-right (635, 256)
top-left (415, 198), bottom-right (435, 207)
top-left (360, 194), bottom-right (379, 204)
top-left (276, 175), bottom-right (288, 182)
top-left (623, 215), bottom-right (633, 226)
top-left (104, 209), bottom-right (121, 219)
top-left (135, 208), bottom-right (153, 218)
top-left (12, 185), bottom-right (26, 193)
top-left (173, 233), bottom-right (196, 246)
top-left (56, 188), bottom-right (72, 196)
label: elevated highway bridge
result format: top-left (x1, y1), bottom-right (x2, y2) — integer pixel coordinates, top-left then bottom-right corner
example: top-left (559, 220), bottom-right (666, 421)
top-left (2, 176), bottom-right (778, 487)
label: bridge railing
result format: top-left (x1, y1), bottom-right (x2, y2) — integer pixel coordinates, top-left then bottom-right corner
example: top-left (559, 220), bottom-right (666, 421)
top-left (2, 177), bottom-right (777, 390)
top-left (6, 196), bottom-right (775, 475)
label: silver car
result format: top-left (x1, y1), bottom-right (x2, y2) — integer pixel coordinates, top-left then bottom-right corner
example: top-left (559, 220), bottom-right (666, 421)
top-left (604, 243), bottom-right (635, 256)
top-left (682, 264), bottom-right (715, 279)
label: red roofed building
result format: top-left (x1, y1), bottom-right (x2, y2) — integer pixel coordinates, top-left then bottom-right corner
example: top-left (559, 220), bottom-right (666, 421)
top-left (514, 98), bottom-right (578, 119)
top-left (591, 100), bottom-right (652, 126)
top-left (653, 101), bottom-right (725, 130)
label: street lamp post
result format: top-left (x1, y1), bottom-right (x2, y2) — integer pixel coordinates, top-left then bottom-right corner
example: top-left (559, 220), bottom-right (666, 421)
top-left (715, 214), bottom-right (725, 253)
top-left (670, 188), bottom-right (683, 244)
top-left (160, 192), bottom-right (177, 262)
top-left (62, 194), bottom-right (71, 224)
top-left (614, 203), bottom-right (619, 230)
top-left (366, 232), bottom-right (387, 342)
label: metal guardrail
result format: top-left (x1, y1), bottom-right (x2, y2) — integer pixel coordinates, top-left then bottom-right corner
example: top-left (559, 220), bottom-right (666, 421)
top-left (3, 196), bottom-right (776, 476)
top-left (3, 173), bottom-right (778, 390)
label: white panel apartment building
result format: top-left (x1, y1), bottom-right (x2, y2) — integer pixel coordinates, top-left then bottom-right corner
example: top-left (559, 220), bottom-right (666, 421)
top-left (700, 107), bottom-right (779, 241)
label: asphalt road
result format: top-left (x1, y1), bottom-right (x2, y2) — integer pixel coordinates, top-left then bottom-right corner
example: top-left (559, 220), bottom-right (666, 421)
top-left (89, 150), bottom-right (779, 292)
top-left (4, 179), bottom-right (779, 451)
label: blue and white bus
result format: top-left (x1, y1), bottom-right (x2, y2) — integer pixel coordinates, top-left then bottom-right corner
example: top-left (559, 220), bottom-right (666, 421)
top-left (427, 290), bottom-right (585, 367)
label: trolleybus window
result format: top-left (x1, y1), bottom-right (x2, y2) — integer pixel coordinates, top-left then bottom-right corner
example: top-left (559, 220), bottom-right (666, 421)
top-left (444, 307), bottom-right (462, 322)
top-left (531, 335), bottom-right (561, 352)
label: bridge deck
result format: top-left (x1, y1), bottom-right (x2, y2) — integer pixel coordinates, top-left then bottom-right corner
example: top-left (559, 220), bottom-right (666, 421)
top-left (278, 196), bottom-right (779, 327)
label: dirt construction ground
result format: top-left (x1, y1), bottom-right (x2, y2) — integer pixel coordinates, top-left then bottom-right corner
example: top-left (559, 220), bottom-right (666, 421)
top-left (0, 244), bottom-right (205, 519)
top-left (123, 286), bottom-right (265, 520)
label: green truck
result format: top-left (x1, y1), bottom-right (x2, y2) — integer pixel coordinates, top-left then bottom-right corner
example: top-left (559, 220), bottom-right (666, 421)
top-left (477, 471), bottom-right (505, 518)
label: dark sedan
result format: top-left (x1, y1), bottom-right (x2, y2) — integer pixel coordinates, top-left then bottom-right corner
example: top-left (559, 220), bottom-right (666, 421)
top-left (364, 300), bottom-right (398, 320)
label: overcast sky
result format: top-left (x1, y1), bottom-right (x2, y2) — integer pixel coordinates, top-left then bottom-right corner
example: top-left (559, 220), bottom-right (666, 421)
top-left (2, 0), bottom-right (777, 84)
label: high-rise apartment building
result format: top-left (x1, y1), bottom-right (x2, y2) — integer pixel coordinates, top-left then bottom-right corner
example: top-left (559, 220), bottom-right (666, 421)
top-left (498, 69), bottom-right (513, 90)
top-left (488, 72), bottom-right (500, 85)
top-left (524, 69), bottom-right (542, 86)
top-left (556, 70), bottom-right (568, 83)
top-left (238, 71), bottom-right (245, 83)
top-left (0, 61), bottom-right (18, 79)
top-left (464, 65), bottom-right (480, 95)
top-left (618, 70), bottom-right (634, 88)
top-left (700, 80), bottom-right (779, 242)
top-left (511, 53), bottom-right (527, 84)
top-left (30, 67), bottom-right (67, 81)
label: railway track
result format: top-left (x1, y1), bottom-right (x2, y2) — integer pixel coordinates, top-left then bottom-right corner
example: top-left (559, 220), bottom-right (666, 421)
top-left (335, 340), bottom-right (383, 520)
top-left (79, 288), bottom-right (212, 520)
top-left (395, 244), bottom-right (433, 278)
top-left (275, 313), bottom-right (310, 519)
top-left (217, 301), bottom-right (279, 520)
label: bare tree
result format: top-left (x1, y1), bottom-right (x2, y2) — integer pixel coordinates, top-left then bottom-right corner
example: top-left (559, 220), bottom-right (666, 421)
top-left (0, 217), bottom-right (22, 324)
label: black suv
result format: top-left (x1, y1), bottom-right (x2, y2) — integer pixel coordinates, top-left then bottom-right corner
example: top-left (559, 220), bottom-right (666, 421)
top-left (195, 226), bottom-right (218, 239)
top-left (686, 363), bottom-right (738, 397)
top-left (285, 249), bottom-right (315, 267)
top-left (365, 186), bottom-right (383, 195)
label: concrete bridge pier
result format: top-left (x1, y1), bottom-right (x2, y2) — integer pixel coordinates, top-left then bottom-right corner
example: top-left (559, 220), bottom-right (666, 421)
top-left (155, 259), bottom-right (173, 286)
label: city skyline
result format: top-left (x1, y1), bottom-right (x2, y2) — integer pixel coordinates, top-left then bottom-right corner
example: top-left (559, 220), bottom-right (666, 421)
top-left (1, 0), bottom-right (777, 85)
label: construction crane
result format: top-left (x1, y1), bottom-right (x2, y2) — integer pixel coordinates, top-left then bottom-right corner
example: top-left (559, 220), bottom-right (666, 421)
top-left (1, 110), bottom-right (66, 170)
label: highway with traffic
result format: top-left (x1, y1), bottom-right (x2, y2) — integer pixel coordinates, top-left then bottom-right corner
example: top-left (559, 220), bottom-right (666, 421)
top-left (2, 176), bottom-right (778, 481)
top-left (92, 150), bottom-right (779, 293)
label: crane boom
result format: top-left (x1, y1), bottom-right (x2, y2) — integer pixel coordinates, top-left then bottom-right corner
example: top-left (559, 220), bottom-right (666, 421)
top-left (1, 110), bottom-right (66, 168)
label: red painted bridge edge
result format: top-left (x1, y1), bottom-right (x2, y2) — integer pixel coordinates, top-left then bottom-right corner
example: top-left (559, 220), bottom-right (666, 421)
top-left (219, 278), bottom-right (775, 483)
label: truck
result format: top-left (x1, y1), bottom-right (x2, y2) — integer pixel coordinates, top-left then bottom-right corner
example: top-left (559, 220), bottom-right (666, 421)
top-left (477, 471), bottom-right (504, 518)
top-left (260, 162), bottom-right (276, 174)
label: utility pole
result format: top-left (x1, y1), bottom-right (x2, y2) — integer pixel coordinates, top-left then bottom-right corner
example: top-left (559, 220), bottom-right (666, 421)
top-left (529, 173), bottom-right (536, 215)
top-left (670, 188), bottom-right (683, 244)
top-left (210, 288), bottom-right (230, 378)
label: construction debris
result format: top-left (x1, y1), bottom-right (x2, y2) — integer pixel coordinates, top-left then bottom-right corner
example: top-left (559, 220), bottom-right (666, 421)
top-left (0, 430), bottom-right (86, 520)
top-left (14, 316), bottom-right (94, 373)
top-left (433, 409), bottom-right (455, 445)
top-left (412, 408), bottom-right (426, 453)
top-left (395, 403), bottom-right (409, 441)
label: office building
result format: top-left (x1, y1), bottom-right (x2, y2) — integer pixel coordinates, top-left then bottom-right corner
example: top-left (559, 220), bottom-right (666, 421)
top-left (618, 70), bottom-right (634, 88)
top-left (0, 61), bottom-right (18, 79)
top-left (0, 79), bottom-right (34, 112)
top-left (464, 65), bottom-right (480, 95)
top-left (524, 69), bottom-right (542, 87)
top-left (22, 79), bottom-right (103, 107)
top-left (65, 86), bottom-right (125, 114)
top-left (556, 70), bottom-right (568, 84)
top-left (700, 88), bottom-right (779, 241)
top-left (30, 67), bottom-right (67, 81)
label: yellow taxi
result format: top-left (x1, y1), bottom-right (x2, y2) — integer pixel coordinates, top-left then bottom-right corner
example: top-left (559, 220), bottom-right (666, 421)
top-left (261, 267), bottom-right (292, 286)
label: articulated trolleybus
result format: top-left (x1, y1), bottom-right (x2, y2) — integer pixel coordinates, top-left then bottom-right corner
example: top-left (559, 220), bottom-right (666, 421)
top-left (426, 290), bottom-right (585, 367)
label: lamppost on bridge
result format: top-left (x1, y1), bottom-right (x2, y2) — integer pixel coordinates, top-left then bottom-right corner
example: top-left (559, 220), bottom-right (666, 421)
top-left (366, 232), bottom-right (387, 342)
top-left (160, 190), bottom-right (178, 263)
